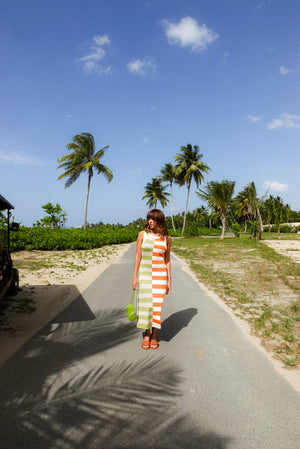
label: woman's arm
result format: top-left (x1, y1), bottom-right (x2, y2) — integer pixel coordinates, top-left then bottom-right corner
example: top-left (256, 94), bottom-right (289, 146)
top-left (165, 235), bottom-right (172, 295)
top-left (132, 231), bottom-right (144, 290)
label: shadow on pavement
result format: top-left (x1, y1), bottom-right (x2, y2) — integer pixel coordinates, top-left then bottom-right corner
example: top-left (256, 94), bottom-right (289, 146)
top-left (159, 307), bottom-right (198, 342)
top-left (0, 294), bottom-right (231, 449)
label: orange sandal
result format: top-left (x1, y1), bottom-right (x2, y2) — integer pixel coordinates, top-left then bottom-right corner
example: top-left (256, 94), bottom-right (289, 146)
top-left (150, 339), bottom-right (159, 350)
top-left (141, 337), bottom-right (150, 350)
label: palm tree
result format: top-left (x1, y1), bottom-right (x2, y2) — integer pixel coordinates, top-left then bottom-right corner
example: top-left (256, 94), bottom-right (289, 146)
top-left (174, 144), bottom-right (210, 234)
top-left (272, 196), bottom-right (284, 238)
top-left (235, 182), bottom-right (263, 239)
top-left (142, 177), bottom-right (170, 209)
top-left (57, 133), bottom-right (113, 229)
top-left (197, 180), bottom-right (235, 239)
top-left (160, 163), bottom-right (177, 231)
top-left (233, 191), bottom-right (253, 233)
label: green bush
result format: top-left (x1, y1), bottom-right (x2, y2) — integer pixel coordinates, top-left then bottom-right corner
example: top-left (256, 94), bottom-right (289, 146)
top-left (10, 226), bottom-right (139, 251)
top-left (231, 223), bottom-right (241, 238)
top-left (279, 225), bottom-right (291, 233)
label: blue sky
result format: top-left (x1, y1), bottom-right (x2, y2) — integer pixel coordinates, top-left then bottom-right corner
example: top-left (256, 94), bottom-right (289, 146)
top-left (1, 0), bottom-right (300, 227)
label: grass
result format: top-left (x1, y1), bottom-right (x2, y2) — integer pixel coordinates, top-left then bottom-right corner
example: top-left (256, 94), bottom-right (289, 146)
top-left (171, 233), bottom-right (300, 368)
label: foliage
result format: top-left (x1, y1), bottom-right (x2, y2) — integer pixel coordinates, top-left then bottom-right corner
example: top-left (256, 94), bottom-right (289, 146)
top-left (142, 177), bottom-right (170, 209)
top-left (233, 181), bottom-right (263, 239)
top-left (174, 143), bottom-right (210, 234)
top-left (57, 132), bottom-right (113, 229)
top-left (10, 226), bottom-right (139, 251)
top-left (231, 222), bottom-right (241, 238)
top-left (197, 180), bottom-right (235, 239)
top-left (34, 202), bottom-right (67, 229)
top-left (160, 162), bottom-right (177, 231)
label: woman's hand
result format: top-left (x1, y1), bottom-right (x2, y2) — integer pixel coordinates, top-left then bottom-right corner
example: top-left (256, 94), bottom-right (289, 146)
top-left (166, 281), bottom-right (171, 295)
top-left (132, 276), bottom-right (138, 290)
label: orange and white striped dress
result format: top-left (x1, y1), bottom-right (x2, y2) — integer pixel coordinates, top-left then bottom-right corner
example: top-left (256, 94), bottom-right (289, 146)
top-left (137, 232), bottom-right (168, 330)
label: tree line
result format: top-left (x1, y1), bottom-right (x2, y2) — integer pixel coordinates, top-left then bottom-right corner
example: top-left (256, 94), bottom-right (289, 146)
top-left (54, 132), bottom-right (299, 238)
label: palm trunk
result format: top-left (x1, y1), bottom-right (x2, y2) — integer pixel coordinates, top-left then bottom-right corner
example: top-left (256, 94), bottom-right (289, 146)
top-left (181, 183), bottom-right (190, 235)
top-left (84, 172), bottom-right (91, 229)
top-left (257, 207), bottom-right (263, 240)
top-left (220, 212), bottom-right (226, 240)
top-left (170, 182), bottom-right (176, 232)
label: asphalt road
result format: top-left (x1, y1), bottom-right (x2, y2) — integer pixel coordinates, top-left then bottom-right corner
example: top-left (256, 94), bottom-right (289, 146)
top-left (0, 244), bottom-right (300, 449)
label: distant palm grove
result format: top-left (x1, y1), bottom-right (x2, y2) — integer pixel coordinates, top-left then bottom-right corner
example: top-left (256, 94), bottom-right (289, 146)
top-left (141, 142), bottom-right (300, 240)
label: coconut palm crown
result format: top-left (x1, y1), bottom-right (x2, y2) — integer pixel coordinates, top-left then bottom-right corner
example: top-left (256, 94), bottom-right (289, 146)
top-left (142, 177), bottom-right (170, 209)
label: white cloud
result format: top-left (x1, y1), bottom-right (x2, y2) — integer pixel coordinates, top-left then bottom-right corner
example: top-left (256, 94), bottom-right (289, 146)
top-left (263, 181), bottom-right (289, 193)
top-left (161, 16), bottom-right (219, 52)
top-left (0, 150), bottom-right (46, 166)
top-left (76, 34), bottom-right (112, 75)
top-left (127, 57), bottom-right (157, 76)
top-left (279, 66), bottom-right (291, 75)
top-left (267, 112), bottom-right (300, 130)
top-left (248, 114), bottom-right (262, 123)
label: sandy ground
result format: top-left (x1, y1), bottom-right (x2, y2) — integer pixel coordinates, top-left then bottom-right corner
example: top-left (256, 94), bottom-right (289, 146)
top-left (262, 239), bottom-right (300, 263)
top-left (1, 240), bottom-right (299, 394)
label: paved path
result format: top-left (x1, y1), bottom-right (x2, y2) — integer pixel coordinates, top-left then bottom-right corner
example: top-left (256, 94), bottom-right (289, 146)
top-left (0, 244), bottom-right (300, 449)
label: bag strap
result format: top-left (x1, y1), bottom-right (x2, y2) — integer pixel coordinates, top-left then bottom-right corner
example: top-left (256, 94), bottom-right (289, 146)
top-left (131, 289), bottom-right (137, 309)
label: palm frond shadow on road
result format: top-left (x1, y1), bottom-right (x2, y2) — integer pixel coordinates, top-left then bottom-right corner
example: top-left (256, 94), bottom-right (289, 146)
top-left (2, 355), bottom-right (231, 449)
top-left (0, 307), bottom-right (137, 401)
top-left (0, 303), bottom-right (231, 448)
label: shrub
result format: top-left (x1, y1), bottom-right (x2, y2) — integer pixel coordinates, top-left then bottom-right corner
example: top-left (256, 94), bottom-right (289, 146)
top-left (10, 226), bottom-right (139, 251)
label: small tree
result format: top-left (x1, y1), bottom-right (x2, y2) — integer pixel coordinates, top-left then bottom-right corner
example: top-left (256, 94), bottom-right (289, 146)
top-left (37, 202), bottom-right (67, 229)
top-left (197, 180), bottom-right (235, 239)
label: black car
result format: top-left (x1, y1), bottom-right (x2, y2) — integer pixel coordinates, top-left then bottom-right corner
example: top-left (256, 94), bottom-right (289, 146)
top-left (0, 195), bottom-right (19, 300)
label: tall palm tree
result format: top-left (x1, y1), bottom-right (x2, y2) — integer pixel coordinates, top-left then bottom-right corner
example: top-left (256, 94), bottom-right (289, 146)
top-left (174, 144), bottom-right (210, 234)
top-left (142, 177), bottom-right (169, 209)
top-left (160, 163), bottom-right (177, 231)
top-left (197, 180), bottom-right (235, 239)
top-left (57, 132), bottom-right (113, 229)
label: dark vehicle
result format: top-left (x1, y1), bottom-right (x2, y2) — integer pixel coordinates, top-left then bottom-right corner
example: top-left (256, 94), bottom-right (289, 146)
top-left (0, 195), bottom-right (19, 300)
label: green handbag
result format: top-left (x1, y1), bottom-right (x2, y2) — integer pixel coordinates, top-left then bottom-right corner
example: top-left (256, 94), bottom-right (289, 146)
top-left (126, 289), bottom-right (137, 321)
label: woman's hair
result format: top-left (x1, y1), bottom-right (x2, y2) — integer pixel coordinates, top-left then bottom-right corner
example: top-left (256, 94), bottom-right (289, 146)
top-left (144, 209), bottom-right (168, 236)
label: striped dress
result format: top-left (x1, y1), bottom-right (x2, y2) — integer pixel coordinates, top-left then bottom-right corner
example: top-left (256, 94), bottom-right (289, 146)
top-left (137, 232), bottom-right (168, 330)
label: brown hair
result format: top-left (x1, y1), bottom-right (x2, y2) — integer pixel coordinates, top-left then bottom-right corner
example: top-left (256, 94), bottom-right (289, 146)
top-left (144, 209), bottom-right (168, 236)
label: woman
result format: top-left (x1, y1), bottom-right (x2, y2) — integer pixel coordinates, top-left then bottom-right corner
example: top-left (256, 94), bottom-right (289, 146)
top-left (132, 209), bottom-right (172, 350)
